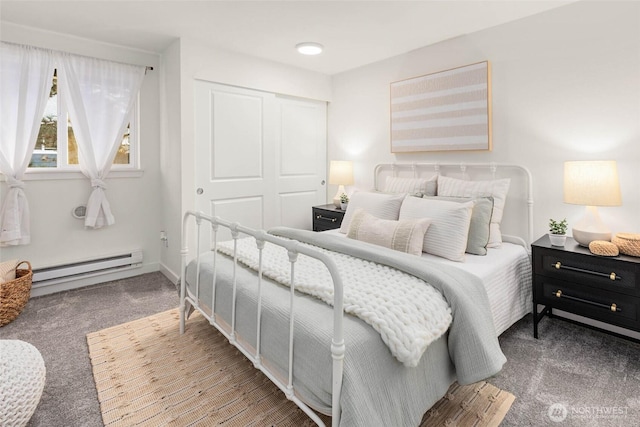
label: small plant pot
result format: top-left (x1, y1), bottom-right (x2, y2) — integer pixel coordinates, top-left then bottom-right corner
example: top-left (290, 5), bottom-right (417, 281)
top-left (340, 202), bottom-right (348, 210)
top-left (549, 234), bottom-right (567, 246)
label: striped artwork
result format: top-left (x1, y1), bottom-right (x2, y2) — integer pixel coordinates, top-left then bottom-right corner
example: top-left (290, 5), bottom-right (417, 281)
top-left (390, 61), bottom-right (491, 152)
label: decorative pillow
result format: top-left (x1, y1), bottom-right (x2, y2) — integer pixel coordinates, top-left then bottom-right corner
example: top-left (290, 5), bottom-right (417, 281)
top-left (399, 197), bottom-right (474, 262)
top-left (383, 175), bottom-right (437, 197)
top-left (437, 175), bottom-right (510, 248)
top-left (0, 259), bottom-right (19, 284)
top-left (423, 196), bottom-right (493, 255)
top-left (347, 209), bottom-right (431, 256)
top-left (339, 191), bottom-right (406, 234)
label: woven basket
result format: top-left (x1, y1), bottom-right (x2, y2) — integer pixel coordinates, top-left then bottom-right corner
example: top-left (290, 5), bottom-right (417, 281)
top-left (0, 261), bottom-right (33, 327)
top-left (612, 233), bottom-right (640, 257)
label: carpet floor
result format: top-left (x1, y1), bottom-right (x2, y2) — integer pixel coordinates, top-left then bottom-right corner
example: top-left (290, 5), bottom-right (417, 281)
top-left (86, 308), bottom-right (514, 427)
top-left (1, 271), bottom-right (639, 426)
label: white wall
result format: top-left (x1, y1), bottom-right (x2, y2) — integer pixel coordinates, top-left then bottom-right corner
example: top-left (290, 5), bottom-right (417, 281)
top-left (159, 38), bottom-right (332, 279)
top-left (328, 1), bottom-right (640, 240)
top-left (158, 39), bottom-right (182, 283)
top-left (0, 23), bottom-right (163, 287)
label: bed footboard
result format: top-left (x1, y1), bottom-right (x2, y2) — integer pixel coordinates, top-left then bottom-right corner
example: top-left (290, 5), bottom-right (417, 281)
top-left (180, 211), bottom-right (344, 427)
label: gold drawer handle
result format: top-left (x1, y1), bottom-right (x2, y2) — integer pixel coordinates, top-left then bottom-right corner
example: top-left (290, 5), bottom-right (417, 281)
top-left (316, 214), bottom-right (336, 222)
top-left (552, 289), bottom-right (621, 313)
top-left (550, 261), bottom-right (622, 281)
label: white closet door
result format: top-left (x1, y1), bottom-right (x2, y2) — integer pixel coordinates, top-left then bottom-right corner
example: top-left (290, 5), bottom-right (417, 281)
top-left (275, 95), bottom-right (327, 230)
top-left (194, 80), bottom-right (326, 238)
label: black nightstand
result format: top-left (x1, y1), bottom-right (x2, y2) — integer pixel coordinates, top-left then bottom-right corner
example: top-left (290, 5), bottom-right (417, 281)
top-left (312, 204), bottom-right (345, 232)
top-left (532, 234), bottom-right (640, 340)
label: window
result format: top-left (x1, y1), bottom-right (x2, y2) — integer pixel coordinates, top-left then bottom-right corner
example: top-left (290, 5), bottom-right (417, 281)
top-left (29, 70), bottom-right (138, 169)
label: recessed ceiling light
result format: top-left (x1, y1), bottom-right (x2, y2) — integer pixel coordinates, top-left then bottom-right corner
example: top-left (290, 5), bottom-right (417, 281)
top-left (296, 42), bottom-right (323, 55)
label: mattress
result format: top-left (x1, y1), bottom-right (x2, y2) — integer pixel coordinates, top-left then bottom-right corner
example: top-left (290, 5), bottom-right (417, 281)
top-left (323, 229), bottom-right (533, 335)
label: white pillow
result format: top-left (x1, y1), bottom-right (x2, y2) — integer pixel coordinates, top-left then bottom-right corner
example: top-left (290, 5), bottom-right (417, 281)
top-left (339, 191), bottom-right (406, 234)
top-left (423, 196), bottom-right (493, 256)
top-left (383, 175), bottom-right (437, 196)
top-left (437, 175), bottom-right (510, 248)
top-left (347, 209), bottom-right (431, 256)
top-left (399, 197), bottom-right (474, 262)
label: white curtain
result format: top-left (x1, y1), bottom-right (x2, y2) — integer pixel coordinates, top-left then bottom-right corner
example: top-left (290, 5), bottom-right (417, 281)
top-left (0, 43), bottom-right (55, 246)
top-left (56, 53), bottom-right (145, 228)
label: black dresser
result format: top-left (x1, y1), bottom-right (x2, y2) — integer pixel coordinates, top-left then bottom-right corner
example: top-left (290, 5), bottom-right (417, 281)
top-left (532, 234), bottom-right (640, 339)
top-left (312, 204), bottom-right (345, 232)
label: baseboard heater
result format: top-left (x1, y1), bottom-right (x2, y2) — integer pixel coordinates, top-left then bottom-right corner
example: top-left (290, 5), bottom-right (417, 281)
top-left (32, 250), bottom-right (143, 288)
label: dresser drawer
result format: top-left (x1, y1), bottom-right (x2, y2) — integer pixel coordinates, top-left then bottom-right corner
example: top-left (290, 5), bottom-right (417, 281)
top-left (535, 250), bottom-right (639, 297)
top-left (537, 277), bottom-right (640, 330)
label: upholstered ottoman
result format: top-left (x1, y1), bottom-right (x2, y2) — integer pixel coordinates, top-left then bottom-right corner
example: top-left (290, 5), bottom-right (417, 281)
top-left (0, 340), bottom-right (46, 427)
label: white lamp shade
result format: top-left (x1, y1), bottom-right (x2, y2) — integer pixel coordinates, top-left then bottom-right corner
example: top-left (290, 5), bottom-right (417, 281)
top-left (563, 160), bottom-right (621, 206)
top-left (563, 160), bottom-right (622, 246)
top-left (329, 160), bottom-right (353, 208)
top-left (329, 161), bottom-right (354, 186)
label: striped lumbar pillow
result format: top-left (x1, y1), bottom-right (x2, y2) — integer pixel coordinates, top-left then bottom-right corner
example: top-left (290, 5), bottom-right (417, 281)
top-left (347, 209), bottom-right (431, 256)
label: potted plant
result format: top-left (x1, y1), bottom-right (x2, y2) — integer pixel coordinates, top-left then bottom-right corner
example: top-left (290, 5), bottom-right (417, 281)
top-left (339, 193), bottom-right (349, 210)
top-left (549, 218), bottom-right (568, 246)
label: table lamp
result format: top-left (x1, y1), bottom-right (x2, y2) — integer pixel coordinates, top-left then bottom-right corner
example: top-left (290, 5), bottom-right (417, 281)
top-left (563, 160), bottom-right (622, 246)
top-left (329, 160), bottom-right (354, 208)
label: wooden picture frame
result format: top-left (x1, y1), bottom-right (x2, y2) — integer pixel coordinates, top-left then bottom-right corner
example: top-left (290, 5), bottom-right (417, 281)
top-left (390, 61), bottom-right (492, 153)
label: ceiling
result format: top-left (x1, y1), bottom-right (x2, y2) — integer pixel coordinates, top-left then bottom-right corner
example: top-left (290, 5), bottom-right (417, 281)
top-left (1, 1), bottom-right (575, 75)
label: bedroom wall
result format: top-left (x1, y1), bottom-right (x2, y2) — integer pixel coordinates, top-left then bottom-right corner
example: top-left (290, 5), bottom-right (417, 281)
top-left (328, 0), bottom-right (640, 241)
top-left (0, 23), bottom-right (162, 291)
top-left (158, 38), bottom-right (333, 280)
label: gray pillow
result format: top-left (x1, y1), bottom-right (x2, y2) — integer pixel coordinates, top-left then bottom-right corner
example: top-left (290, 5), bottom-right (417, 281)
top-left (422, 196), bottom-right (494, 255)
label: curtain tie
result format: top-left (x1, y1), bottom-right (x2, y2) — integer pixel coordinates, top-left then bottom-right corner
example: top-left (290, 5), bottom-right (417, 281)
top-left (6, 176), bottom-right (25, 189)
top-left (91, 178), bottom-right (107, 189)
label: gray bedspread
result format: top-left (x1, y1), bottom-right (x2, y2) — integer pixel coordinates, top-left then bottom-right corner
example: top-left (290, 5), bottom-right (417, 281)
top-left (185, 226), bottom-right (506, 426)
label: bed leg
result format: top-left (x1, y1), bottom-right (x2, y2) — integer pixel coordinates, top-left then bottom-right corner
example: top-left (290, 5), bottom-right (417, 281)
top-left (179, 274), bottom-right (187, 335)
top-left (179, 303), bottom-right (185, 334)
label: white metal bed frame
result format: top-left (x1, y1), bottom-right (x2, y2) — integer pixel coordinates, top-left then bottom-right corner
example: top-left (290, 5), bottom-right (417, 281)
top-left (179, 211), bottom-right (345, 426)
top-left (179, 162), bottom-right (534, 426)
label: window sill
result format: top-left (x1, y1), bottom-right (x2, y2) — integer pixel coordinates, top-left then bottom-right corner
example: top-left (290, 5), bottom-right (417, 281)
top-left (1, 169), bottom-right (144, 181)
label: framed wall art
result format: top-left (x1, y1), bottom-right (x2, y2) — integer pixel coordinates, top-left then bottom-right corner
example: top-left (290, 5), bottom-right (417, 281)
top-left (390, 61), bottom-right (491, 153)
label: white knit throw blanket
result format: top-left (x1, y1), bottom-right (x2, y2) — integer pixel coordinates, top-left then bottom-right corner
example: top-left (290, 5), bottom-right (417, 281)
top-left (217, 238), bottom-right (452, 367)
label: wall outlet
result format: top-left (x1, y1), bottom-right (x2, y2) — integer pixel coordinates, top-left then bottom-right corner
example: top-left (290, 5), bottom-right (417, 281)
top-left (160, 231), bottom-right (168, 247)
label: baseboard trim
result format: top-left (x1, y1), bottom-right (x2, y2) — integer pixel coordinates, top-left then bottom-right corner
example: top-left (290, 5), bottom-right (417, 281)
top-left (159, 262), bottom-right (179, 286)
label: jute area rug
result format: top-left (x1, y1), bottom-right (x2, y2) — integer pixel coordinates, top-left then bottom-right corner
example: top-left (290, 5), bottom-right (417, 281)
top-left (87, 309), bottom-right (515, 426)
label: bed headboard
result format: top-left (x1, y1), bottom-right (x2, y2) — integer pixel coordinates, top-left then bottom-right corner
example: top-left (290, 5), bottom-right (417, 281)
top-left (374, 163), bottom-right (534, 249)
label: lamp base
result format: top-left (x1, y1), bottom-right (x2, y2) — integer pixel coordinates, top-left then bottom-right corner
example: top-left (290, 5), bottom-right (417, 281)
top-left (333, 185), bottom-right (346, 208)
top-left (572, 228), bottom-right (611, 247)
top-left (571, 205), bottom-right (612, 247)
